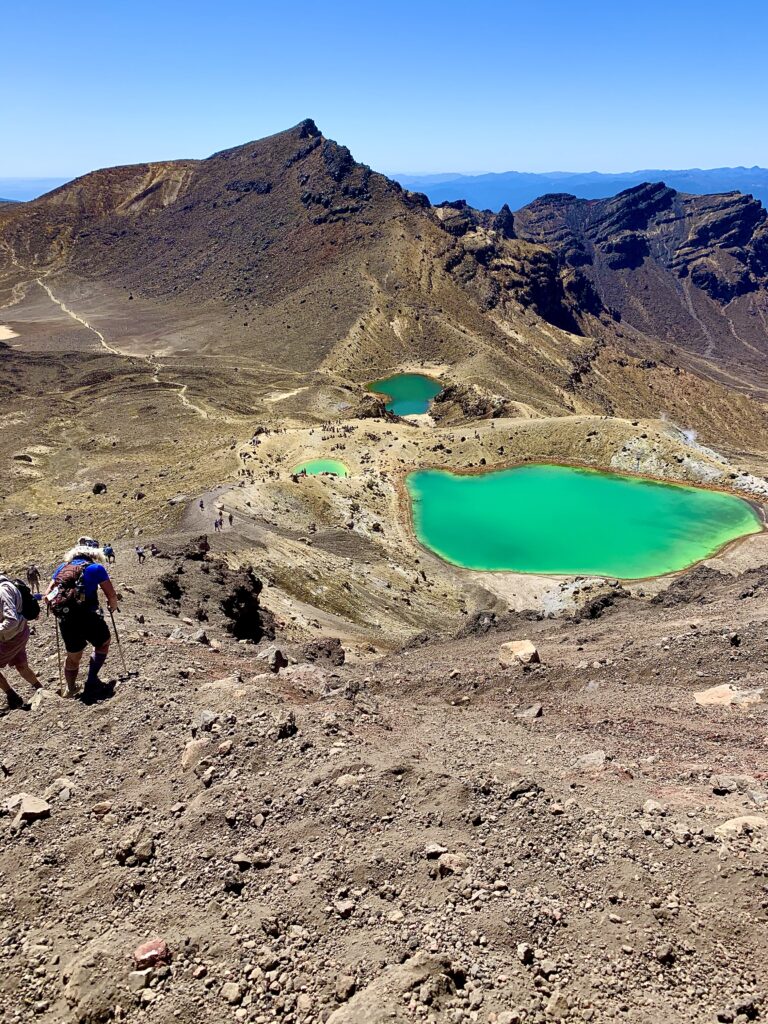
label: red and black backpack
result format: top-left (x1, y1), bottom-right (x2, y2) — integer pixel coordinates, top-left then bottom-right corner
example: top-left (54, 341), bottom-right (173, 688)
top-left (47, 562), bottom-right (88, 618)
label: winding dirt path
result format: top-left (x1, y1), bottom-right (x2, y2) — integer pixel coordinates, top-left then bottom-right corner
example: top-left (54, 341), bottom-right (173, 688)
top-left (2, 240), bottom-right (216, 419)
top-left (36, 278), bottom-right (123, 357)
top-left (35, 276), bottom-right (212, 419)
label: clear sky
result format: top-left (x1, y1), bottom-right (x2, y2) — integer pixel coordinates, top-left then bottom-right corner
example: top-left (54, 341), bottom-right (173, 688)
top-left (3, 0), bottom-right (767, 178)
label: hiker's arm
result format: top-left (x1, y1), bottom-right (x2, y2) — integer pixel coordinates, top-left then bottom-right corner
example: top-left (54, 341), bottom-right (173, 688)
top-left (100, 579), bottom-right (120, 612)
top-left (0, 590), bottom-right (11, 629)
top-left (0, 589), bottom-right (21, 639)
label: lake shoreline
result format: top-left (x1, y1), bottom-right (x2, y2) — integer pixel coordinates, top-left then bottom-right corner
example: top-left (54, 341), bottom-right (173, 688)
top-left (397, 458), bottom-right (766, 583)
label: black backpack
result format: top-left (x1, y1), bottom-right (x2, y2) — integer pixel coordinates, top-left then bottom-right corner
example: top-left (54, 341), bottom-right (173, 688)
top-left (13, 578), bottom-right (41, 621)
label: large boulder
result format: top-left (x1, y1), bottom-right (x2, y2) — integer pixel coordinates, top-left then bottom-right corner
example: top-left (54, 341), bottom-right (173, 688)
top-left (499, 640), bottom-right (540, 667)
top-left (694, 683), bottom-right (762, 707)
top-left (303, 636), bottom-right (345, 667)
top-left (714, 816), bottom-right (768, 839)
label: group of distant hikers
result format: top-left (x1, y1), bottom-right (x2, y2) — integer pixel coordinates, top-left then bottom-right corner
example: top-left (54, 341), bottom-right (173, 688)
top-left (213, 512), bottom-right (234, 533)
top-left (0, 537), bottom-right (121, 711)
top-left (198, 499), bottom-right (234, 534)
top-left (134, 543), bottom-right (159, 564)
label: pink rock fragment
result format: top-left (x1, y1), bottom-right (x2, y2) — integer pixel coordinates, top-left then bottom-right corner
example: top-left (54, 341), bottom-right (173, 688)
top-left (133, 938), bottom-right (170, 968)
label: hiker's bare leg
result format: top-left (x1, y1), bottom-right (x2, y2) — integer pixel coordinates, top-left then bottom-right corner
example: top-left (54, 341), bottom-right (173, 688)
top-left (64, 651), bottom-right (83, 696)
top-left (0, 670), bottom-right (23, 708)
top-left (16, 661), bottom-right (42, 689)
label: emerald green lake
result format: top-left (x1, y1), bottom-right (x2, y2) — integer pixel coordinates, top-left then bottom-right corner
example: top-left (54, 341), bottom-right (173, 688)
top-left (368, 373), bottom-right (442, 415)
top-left (406, 464), bottom-right (761, 578)
top-left (292, 458), bottom-right (349, 477)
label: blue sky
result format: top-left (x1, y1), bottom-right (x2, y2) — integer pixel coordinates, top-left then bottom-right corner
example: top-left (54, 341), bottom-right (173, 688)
top-left (2, 0), bottom-right (767, 178)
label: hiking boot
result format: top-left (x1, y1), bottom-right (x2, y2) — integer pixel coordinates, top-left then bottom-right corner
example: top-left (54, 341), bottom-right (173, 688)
top-left (5, 690), bottom-right (25, 711)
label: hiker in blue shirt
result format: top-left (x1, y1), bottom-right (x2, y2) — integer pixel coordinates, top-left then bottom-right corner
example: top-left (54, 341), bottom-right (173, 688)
top-left (45, 543), bottom-right (120, 702)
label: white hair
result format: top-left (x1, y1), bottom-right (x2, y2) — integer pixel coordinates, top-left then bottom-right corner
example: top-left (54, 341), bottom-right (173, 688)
top-left (63, 544), bottom-right (105, 564)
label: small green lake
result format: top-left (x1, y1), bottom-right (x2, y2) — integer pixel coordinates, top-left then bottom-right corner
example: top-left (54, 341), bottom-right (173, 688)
top-left (368, 373), bottom-right (442, 415)
top-left (292, 459), bottom-right (349, 477)
top-left (406, 464), bottom-right (762, 578)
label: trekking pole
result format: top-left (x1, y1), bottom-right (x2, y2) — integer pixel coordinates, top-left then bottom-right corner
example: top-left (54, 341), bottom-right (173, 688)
top-left (108, 607), bottom-right (129, 676)
top-left (53, 614), bottom-right (63, 694)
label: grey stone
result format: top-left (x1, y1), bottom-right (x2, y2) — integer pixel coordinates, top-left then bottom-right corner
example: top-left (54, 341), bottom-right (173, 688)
top-left (220, 981), bottom-right (242, 1005)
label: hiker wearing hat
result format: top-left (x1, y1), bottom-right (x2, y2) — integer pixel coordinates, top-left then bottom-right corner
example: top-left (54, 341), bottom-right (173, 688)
top-left (0, 571), bottom-right (42, 710)
top-left (46, 543), bottom-right (120, 702)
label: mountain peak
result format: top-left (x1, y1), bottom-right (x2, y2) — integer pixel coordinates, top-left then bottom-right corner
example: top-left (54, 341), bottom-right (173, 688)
top-left (294, 117), bottom-right (321, 139)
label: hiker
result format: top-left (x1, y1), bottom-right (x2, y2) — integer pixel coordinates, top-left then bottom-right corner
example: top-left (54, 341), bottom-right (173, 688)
top-left (199, 499), bottom-right (205, 512)
top-left (213, 517), bottom-right (221, 533)
top-left (103, 543), bottom-right (115, 564)
top-left (26, 564), bottom-right (42, 592)
top-left (135, 546), bottom-right (145, 564)
top-left (46, 543), bottom-right (120, 702)
top-left (0, 572), bottom-right (42, 710)
top-left (228, 512), bottom-right (234, 528)
top-left (149, 543), bottom-right (159, 557)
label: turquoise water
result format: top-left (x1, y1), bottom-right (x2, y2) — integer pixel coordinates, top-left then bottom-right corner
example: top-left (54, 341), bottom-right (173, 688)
top-left (292, 458), bottom-right (349, 477)
top-left (406, 463), bottom-right (761, 578)
top-left (368, 373), bottom-right (442, 415)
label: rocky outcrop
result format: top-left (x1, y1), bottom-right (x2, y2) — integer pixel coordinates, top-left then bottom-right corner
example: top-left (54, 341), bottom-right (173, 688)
top-left (515, 183), bottom-right (768, 305)
top-left (492, 203), bottom-right (515, 239)
top-left (512, 182), bottom-right (768, 362)
top-left (432, 383), bottom-right (511, 421)
top-left (154, 557), bottom-right (274, 643)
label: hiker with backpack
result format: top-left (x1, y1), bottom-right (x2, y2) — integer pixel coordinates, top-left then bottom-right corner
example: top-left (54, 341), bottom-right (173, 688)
top-left (45, 543), bottom-right (120, 702)
top-left (26, 564), bottom-right (42, 593)
top-left (103, 543), bottom-right (116, 564)
top-left (0, 571), bottom-right (42, 710)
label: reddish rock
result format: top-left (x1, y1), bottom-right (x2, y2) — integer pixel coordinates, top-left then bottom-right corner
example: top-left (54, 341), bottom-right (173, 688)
top-left (133, 938), bottom-right (170, 968)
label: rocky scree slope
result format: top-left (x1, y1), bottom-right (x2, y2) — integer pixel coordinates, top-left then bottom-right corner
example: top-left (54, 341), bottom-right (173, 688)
top-left (1, 544), bottom-right (768, 1023)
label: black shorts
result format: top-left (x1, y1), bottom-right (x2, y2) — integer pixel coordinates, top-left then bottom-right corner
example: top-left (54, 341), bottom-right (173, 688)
top-left (58, 610), bottom-right (111, 654)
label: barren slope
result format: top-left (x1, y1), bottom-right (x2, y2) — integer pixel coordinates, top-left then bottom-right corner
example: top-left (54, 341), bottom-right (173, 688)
top-left (1, 537), bottom-right (767, 1024)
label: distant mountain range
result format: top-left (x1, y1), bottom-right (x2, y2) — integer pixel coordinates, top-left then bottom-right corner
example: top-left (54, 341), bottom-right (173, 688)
top-left (6, 167), bottom-right (768, 209)
top-left (394, 167), bottom-right (768, 211)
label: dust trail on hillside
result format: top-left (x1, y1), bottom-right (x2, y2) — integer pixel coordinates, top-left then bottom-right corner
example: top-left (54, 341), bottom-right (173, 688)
top-left (3, 239), bottom-right (218, 420)
top-left (36, 279), bottom-right (123, 357)
top-left (37, 272), bottom-right (218, 419)
top-left (34, 275), bottom-right (216, 420)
